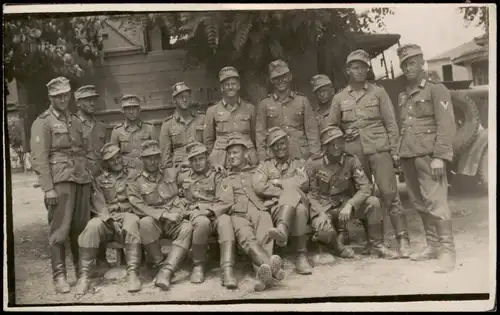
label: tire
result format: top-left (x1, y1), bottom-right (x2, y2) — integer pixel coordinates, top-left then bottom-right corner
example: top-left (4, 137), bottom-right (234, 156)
top-left (450, 90), bottom-right (481, 152)
top-left (478, 146), bottom-right (488, 192)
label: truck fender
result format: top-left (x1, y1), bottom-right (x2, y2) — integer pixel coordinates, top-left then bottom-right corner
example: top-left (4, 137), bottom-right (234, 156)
top-left (455, 128), bottom-right (488, 177)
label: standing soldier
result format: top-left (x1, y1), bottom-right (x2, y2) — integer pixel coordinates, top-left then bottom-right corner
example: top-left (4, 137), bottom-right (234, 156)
top-left (177, 142), bottom-right (237, 289)
top-left (397, 44), bottom-right (457, 273)
top-left (310, 74), bottom-right (336, 131)
top-left (306, 126), bottom-right (397, 259)
top-left (252, 127), bottom-right (313, 275)
top-left (126, 140), bottom-right (193, 291)
top-left (159, 82), bottom-right (206, 170)
top-left (204, 67), bottom-right (258, 167)
top-left (30, 77), bottom-right (93, 293)
top-left (75, 143), bottom-right (142, 295)
top-left (110, 94), bottom-right (157, 170)
top-left (256, 59), bottom-right (320, 162)
top-left (327, 49), bottom-right (407, 259)
top-left (217, 134), bottom-right (285, 292)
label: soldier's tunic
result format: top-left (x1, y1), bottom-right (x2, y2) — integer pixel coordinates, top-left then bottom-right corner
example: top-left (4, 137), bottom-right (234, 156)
top-left (316, 104), bottom-right (331, 132)
top-left (78, 168), bottom-right (141, 247)
top-left (177, 167), bottom-right (235, 244)
top-left (203, 98), bottom-right (258, 166)
top-left (110, 121), bottom-right (157, 170)
top-left (327, 82), bottom-right (403, 216)
top-left (253, 157), bottom-right (309, 236)
top-left (159, 110), bottom-right (206, 170)
top-left (256, 91), bottom-right (321, 161)
top-left (398, 78), bottom-right (456, 220)
top-left (305, 153), bottom-right (382, 239)
top-left (30, 106), bottom-right (93, 246)
top-left (126, 169), bottom-right (192, 249)
top-left (79, 114), bottom-right (108, 177)
top-left (216, 165), bottom-right (274, 257)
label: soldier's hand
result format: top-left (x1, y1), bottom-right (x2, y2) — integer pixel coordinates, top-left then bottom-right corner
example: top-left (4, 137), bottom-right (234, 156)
top-left (317, 212), bottom-right (332, 232)
top-left (163, 212), bottom-right (183, 224)
top-left (270, 179), bottom-right (282, 188)
top-left (339, 202), bottom-right (353, 223)
top-left (430, 158), bottom-right (445, 180)
top-left (213, 164), bottom-right (227, 177)
top-left (44, 189), bottom-right (59, 206)
top-left (392, 155), bottom-right (400, 169)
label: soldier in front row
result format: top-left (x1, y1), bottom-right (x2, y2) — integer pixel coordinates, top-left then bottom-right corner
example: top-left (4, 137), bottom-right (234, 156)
top-left (176, 142), bottom-right (238, 289)
top-left (126, 140), bottom-right (193, 291)
top-left (30, 77), bottom-right (93, 294)
top-left (306, 126), bottom-right (397, 259)
top-left (75, 143), bottom-right (142, 295)
top-left (253, 127), bottom-right (313, 275)
top-left (397, 44), bottom-right (457, 273)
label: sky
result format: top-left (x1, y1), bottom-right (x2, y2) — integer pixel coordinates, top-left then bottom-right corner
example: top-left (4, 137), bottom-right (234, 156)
top-left (356, 5), bottom-right (486, 78)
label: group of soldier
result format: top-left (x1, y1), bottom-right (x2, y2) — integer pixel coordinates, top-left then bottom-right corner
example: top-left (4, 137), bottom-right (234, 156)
top-left (29, 42), bottom-right (457, 296)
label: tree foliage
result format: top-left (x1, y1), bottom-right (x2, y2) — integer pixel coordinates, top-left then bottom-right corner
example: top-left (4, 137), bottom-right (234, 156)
top-left (459, 6), bottom-right (490, 31)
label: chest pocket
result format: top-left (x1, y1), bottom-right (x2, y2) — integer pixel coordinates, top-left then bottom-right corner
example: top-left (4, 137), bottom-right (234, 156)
top-left (100, 180), bottom-right (117, 203)
top-left (266, 106), bottom-right (280, 126)
top-left (340, 100), bottom-right (356, 122)
top-left (364, 97), bottom-right (381, 119)
top-left (330, 174), bottom-right (351, 195)
top-left (316, 170), bottom-right (331, 195)
top-left (290, 108), bottom-right (304, 128)
top-left (118, 132), bottom-right (132, 153)
top-left (170, 127), bottom-right (185, 147)
top-left (268, 168), bottom-right (282, 180)
top-left (237, 114), bottom-right (252, 132)
top-left (195, 124), bottom-right (204, 141)
top-left (413, 97), bottom-right (434, 117)
top-left (215, 114), bottom-right (230, 133)
top-left (158, 179), bottom-right (178, 201)
top-left (51, 124), bottom-right (72, 149)
top-left (140, 184), bottom-right (164, 206)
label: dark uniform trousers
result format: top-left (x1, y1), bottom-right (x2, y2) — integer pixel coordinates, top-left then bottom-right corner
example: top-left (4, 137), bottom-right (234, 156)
top-left (139, 216), bottom-right (192, 250)
top-left (78, 212), bottom-right (141, 248)
top-left (269, 185), bottom-right (309, 237)
top-left (191, 213), bottom-right (235, 245)
top-left (232, 206), bottom-right (274, 258)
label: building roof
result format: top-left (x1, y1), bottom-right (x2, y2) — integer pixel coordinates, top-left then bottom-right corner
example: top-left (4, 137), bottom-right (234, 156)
top-left (428, 40), bottom-right (482, 61)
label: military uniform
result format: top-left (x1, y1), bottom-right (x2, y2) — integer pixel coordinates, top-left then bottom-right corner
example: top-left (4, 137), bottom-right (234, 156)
top-left (256, 60), bottom-right (321, 161)
top-left (76, 143), bottom-right (142, 294)
top-left (397, 44), bottom-right (457, 273)
top-left (305, 126), bottom-right (398, 259)
top-left (217, 135), bottom-right (284, 292)
top-left (310, 74), bottom-right (334, 131)
top-left (126, 140), bottom-right (192, 291)
top-left (327, 49), bottom-right (410, 257)
top-left (252, 127), bottom-right (312, 274)
top-left (110, 95), bottom-right (157, 170)
top-left (30, 77), bottom-right (93, 293)
top-left (159, 82), bottom-right (206, 170)
top-left (177, 142), bottom-right (237, 288)
top-left (204, 67), bottom-right (258, 166)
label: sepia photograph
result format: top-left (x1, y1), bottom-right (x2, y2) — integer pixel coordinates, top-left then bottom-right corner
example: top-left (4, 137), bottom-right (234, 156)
top-left (3, 3), bottom-right (496, 312)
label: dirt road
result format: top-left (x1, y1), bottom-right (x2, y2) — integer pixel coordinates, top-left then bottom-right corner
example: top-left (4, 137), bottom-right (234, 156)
top-left (9, 173), bottom-right (491, 305)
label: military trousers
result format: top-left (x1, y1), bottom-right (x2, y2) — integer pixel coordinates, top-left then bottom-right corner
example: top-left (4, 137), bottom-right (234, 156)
top-left (191, 214), bottom-right (235, 245)
top-left (270, 203), bottom-right (309, 237)
top-left (78, 213), bottom-right (141, 248)
top-left (231, 205), bottom-right (274, 257)
top-left (401, 155), bottom-right (451, 221)
top-left (139, 216), bottom-right (193, 250)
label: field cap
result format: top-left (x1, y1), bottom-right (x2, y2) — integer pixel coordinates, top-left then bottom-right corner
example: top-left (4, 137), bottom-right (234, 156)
top-left (219, 66), bottom-right (240, 83)
top-left (268, 59), bottom-right (291, 79)
top-left (225, 133), bottom-right (249, 150)
top-left (267, 127), bottom-right (288, 147)
top-left (186, 142), bottom-right (208, 160)
top-left (320, 126), bottom-right (344, 145)
top-left (172, 81), bottom-right (191, 98)
top-left (310, 74), bottom-right (333, 93)
top-left (346, 49), bottom-right (370, 66)
top-left (100, 143), bottom-right (121, 161)
top-left (141, 140), bottom-right (162, 157)
top-left (47, 77), bottom-right (71, 96)
top-left (75, 85), bottom-right (99, 100)
top-left (397, 44), bottom-right (424, 64)
top-left (120, 94), bottom-right (141, 108)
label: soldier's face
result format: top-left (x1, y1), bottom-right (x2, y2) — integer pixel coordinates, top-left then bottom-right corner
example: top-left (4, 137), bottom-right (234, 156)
top-left (77, 97), bottom-right (97, 115)
top-left (315, 85), bottom-right (334, 104)
top-left (401, 56), bottom-right (425, 80)
top-left (106, 153), bottom-right (124, 173)
top-left (325, 138), bottom-right (345, 157)
top-left (123, 106), bottom-right (140, 121)
top-left (271, 73), bottom-right (292, 92)
top-left (271, 137), bottom-right (289, 159)
top-left (174, 91), bottom-right (192, 110)
top-left (347, 61), bottom-right (369, 83)
top-left (190, 153), bottom-right (208, 173)
top-left (221, 78), bottom-right (240, 98)
top-left (142, 154), bottom-right (161, 173)
top-left (50, 92), bottom-right (71, 112)
top-left (227, 145), bottom-right (247, 168)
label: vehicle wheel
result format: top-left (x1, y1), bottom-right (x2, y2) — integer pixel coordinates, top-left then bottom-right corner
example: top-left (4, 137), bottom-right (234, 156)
top-left (450, 90), bottom-right (481, 152)
top-left (478, 146), bottom-right (488, 192)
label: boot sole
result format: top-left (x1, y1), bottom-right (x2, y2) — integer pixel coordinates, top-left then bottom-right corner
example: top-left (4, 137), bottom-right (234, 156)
top-left (257, 264), bottom-right (274, 286)
top-left (155, 282), bottom-right (171, 291)
top-left (270, 255), bottom-right (285, 281)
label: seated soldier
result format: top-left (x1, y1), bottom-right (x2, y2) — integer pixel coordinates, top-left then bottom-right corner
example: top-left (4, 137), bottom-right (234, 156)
top-left (75, 143), bottom-right (142, 295)
top-left (126, 140), bottom-right (194, 291)
top-left (217, 134), bottom-right (285, 292)
top-left (176, 142), bottom-right (238, 289)
top-left (305, 126), bottom-right (398, 259)
top-left (253, 127), bottom-right (313, 275)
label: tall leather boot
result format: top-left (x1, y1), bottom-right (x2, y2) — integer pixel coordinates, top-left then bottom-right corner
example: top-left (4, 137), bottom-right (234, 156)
top-left (268, 205), bottom-right (295, 247)
top-left (190, 244), bottom-right (208, 284)
top-left (144, 240), bottom-right (165, 268)
top-left (248, 243), bottom-right (274, 291)
top-left (360, 219), bottom-right (372, 255)
top-left (434, 220), bottom-right (456, 273)
top-left (155, 245), bottom-right (188, 291)
top-left (366, 222), bottom-right (399, 259)
top-left (332, 217), bottom-right (357, 258)
top-left (125, 243), bottom-right (142, 292)
top-left (70, 238), bottom-right (80, 277)
top-left (219, 241), bottom-right (238, 289)
top-left (51, 244), bottom-right (70, 294)
top-left (74, 247), bottom-right (98, 295)
top-left (293, 235), bottom-right (313, 275)
top-left (390, 214), bottom-right (411, 258)
top-left (410, 212), bottom-right (440, 261)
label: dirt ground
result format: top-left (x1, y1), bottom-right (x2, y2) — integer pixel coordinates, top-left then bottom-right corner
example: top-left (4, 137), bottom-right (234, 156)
top-left (9, 173), bottom-right (491, 305)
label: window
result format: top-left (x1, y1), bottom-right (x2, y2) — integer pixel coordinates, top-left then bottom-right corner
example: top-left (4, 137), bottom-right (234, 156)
top-left (442, 64), bottom-right (453, 81)
top-left (146, 25), bottom-right (187, 52)
top-left (471, 61), bottom-right (489, 86)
